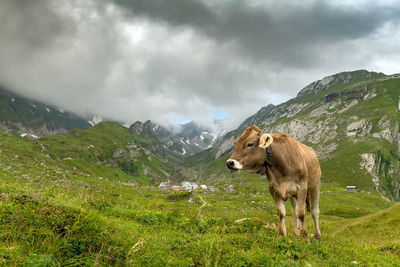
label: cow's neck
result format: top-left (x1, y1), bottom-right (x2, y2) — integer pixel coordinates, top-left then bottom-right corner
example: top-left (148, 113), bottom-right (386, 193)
top-left (263, 146), bottom-right (273, 168)
top-left (264, 145), bottom-right (288, 195)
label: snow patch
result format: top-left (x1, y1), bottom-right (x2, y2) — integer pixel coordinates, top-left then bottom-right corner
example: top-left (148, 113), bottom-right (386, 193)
top-left (88, 115), bottom-right (103, 126)
top-left (20, 133), bottom-right (39, 139)
top-left (200, 132), bottom-right (209, 141)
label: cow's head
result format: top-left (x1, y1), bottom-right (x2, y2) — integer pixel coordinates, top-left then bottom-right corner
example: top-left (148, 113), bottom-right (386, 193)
top-left (226, 125), bottom-right (273, 174)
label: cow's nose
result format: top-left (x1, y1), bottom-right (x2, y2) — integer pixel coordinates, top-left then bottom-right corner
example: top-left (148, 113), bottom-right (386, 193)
top-left (226, 160), bottom-right (235, 169)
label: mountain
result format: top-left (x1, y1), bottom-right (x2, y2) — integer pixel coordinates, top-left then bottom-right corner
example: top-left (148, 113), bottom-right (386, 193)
top-left (129, 120), bottom-right (221, 156)
top-left (195, 70), bottom-right (400, 201)
top-left (3, 69), bottom-right (400, 201)
top-left (0, 85), bottom-right (91, 137)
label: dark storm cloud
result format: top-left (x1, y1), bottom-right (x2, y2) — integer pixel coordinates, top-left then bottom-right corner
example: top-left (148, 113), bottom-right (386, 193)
top-left (0, 0), bottom-right (399, 131)
top-left (112, 0), bottom-right (400, 67)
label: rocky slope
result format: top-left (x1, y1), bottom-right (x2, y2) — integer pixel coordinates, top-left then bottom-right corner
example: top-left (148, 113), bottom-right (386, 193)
top-left (203, 70), bottom-right (400, 201)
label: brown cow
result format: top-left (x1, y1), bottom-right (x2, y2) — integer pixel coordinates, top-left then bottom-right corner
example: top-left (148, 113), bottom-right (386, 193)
top-left (226, 125), bottom-right (321, 240)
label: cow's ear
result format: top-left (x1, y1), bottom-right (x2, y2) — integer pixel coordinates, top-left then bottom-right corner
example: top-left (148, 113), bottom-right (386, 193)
top-left (259, 134), bottom-right (273, 148)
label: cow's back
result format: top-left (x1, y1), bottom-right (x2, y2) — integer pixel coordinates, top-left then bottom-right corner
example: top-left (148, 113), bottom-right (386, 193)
top-left (270, 134), bottom-right (321, 189)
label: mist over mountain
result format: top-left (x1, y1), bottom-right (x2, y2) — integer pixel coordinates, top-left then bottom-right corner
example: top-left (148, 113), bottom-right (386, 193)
top-left (0, 85), bottom-right (90, 137)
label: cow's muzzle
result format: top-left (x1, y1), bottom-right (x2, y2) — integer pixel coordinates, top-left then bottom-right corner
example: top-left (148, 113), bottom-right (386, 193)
top-left (226, 159), bottom-right (243, 170)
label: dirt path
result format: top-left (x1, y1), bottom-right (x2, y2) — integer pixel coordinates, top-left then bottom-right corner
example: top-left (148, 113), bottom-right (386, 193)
top-left (197, 194), bottom-right (207, 221)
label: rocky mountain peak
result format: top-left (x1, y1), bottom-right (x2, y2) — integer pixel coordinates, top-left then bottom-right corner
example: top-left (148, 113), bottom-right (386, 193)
top-left (129, 121), bottom-right (144, 135)
top-left (297, 70), bottom-right (385, 97)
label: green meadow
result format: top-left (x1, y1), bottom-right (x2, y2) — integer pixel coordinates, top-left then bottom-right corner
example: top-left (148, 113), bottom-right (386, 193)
top-left (0, 132), bottom-right (400, 266)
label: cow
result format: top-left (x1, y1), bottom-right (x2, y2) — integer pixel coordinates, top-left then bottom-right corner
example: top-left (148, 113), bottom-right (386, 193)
top-left (226, 125), bottom-right (321, 240)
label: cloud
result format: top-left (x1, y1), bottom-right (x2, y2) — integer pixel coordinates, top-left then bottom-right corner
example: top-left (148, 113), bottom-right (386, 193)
top-left (0, 0), bottom-right (400, 131)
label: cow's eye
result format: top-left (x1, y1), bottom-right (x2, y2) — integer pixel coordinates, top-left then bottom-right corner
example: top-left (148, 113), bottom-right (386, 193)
top-left (247, 143), bottom-right (254, 147)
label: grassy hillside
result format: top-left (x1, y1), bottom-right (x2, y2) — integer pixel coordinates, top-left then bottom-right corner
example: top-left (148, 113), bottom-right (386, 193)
top-left (332, 203), bottom-right (400, 247)
top-left (1, 132), bottom-right (400, 265)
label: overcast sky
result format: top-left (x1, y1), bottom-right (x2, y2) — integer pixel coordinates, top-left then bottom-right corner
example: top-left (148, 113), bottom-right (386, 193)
top-left (1, 0), bottom-right (399, 131)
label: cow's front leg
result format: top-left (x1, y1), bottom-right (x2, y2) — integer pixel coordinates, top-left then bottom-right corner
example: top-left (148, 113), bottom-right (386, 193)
top-left (296, 188), bottom-right (308, 240)
top-left (273, 195), bottom-right (287, 236)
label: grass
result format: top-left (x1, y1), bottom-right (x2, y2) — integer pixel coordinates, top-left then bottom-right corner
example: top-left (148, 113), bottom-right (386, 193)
top-left (1, 128), bottom-right (397, 265)
top-left (0, 158), bottom-right (399, 265)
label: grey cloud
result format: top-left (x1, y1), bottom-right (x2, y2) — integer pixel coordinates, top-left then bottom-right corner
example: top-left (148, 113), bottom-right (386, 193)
top-left (113, 0), bottom-right (400, 68)
top-left (0, 0), bottom-right (399, 132)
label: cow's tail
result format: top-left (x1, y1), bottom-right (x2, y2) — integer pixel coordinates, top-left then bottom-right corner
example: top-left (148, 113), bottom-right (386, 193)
top-left (306, 193), bottom-right (311, 213)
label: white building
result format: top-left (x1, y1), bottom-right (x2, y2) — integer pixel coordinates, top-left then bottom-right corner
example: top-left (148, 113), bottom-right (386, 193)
top-left (182, 181), bottom-right (198, 190)
top-left (346, 186), bottom-right (357, 192)
top-left (158, 182), bottom-right (170, 190)
top-left (200, 185), bottom-right (208, 190)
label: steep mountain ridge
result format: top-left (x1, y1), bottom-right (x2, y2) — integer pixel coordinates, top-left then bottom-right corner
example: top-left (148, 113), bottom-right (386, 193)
top-left (296, 70), bottom-right (386, 97)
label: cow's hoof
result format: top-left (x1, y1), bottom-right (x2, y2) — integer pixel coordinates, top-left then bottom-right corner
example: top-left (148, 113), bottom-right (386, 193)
top-left (294, 230), bottom-right (300, 236)
top-left (301, 229), bottom-right (308, 240)
top-left (314, 233), bottom-right (321, 241)
top-left (279, 230), bottom-right (287, 237)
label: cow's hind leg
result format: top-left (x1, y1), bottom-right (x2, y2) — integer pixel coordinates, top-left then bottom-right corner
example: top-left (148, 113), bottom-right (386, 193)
top-left (310, 189), bottom-right (321, 240)
top-left (296, 188), bottom-right (308, 240)
top-left (290, 197), bottom-right (300, 236)
top-left (273, 194), bottom-right (287, 237)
